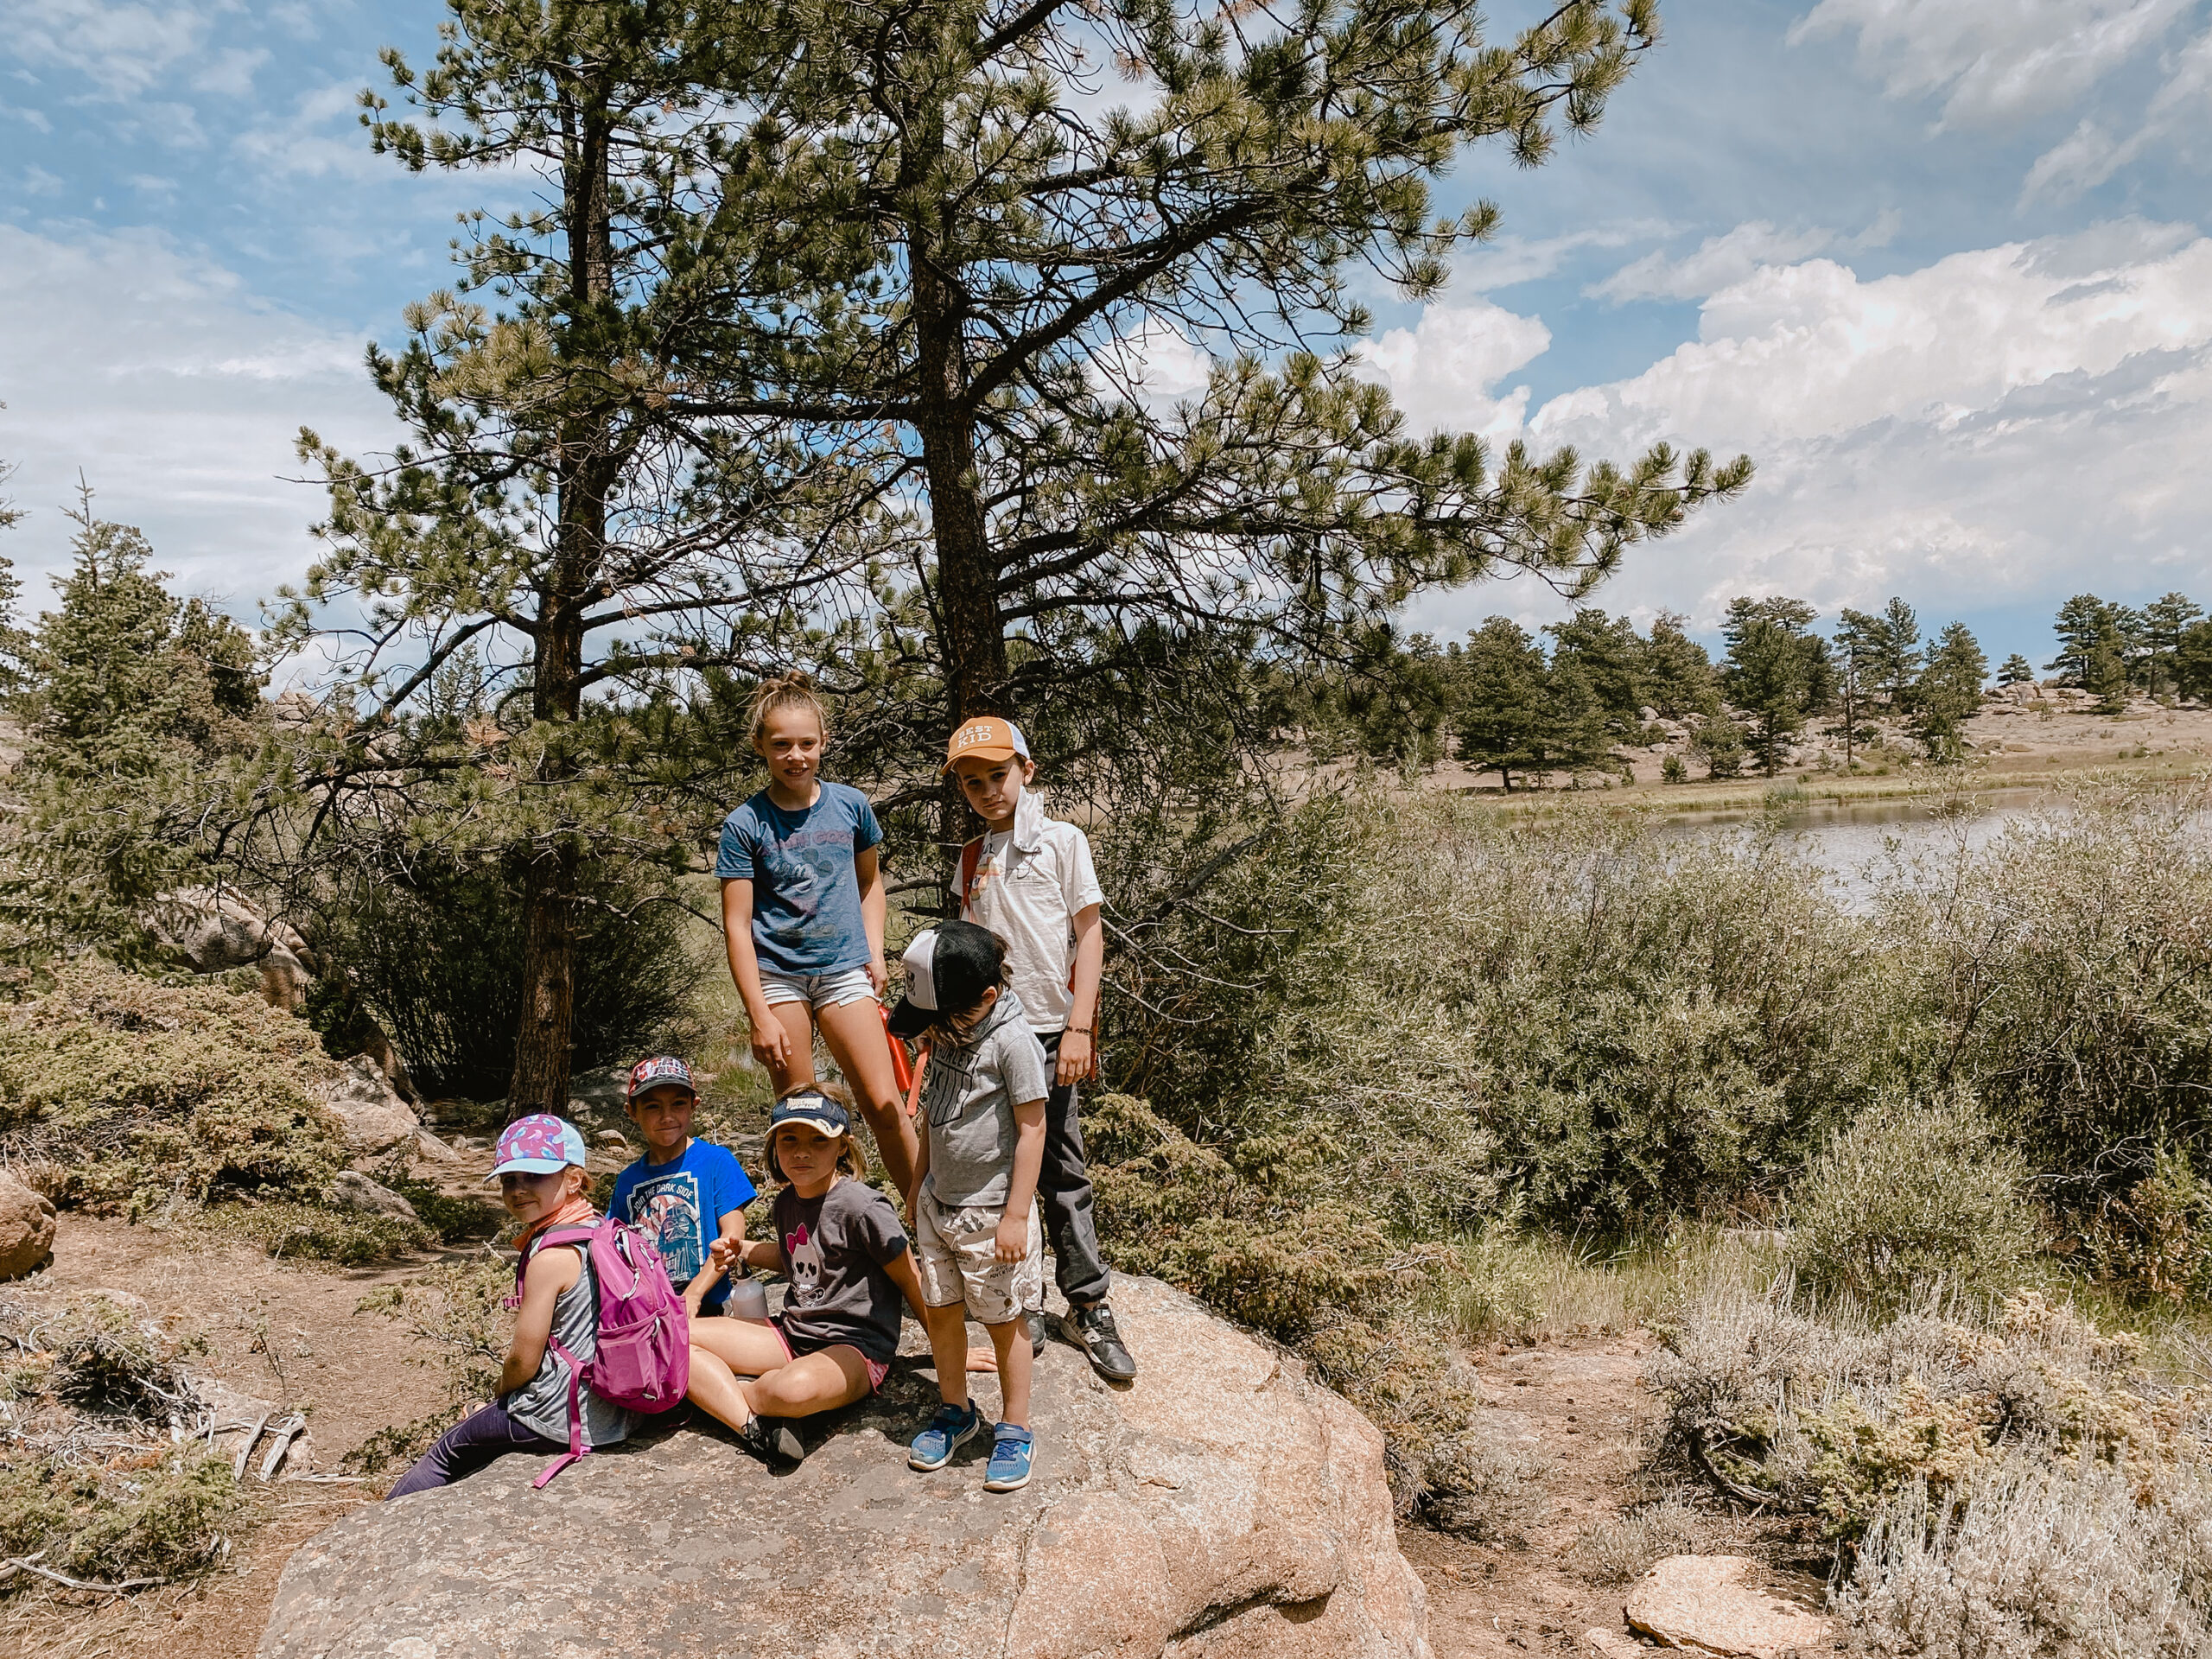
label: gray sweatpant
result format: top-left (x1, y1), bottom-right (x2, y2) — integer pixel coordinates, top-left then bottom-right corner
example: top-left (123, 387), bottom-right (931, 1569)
top-left (1037, 1031), bottom-right (1111, 1306)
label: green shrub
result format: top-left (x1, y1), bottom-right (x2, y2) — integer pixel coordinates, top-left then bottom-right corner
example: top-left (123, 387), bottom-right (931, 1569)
top-left (2086, 1148), bottom-right (2212, 1303)
top-left (322, 862), bottom-right (703, 1100)
top-left (1787, 1090), bottom-right (2039, 1310)
top-left (0, 963), bottom-right (347, 1215)
top-left (198, 1200), bottom-right (434, 1265)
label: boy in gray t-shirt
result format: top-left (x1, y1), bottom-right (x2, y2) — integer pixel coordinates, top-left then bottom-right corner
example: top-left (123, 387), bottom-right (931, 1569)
top-left (887, 921), bottom-right (1049, 1493)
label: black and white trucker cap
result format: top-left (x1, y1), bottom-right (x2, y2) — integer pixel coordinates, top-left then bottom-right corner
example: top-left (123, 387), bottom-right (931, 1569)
top-left (885, 920), bottom-right (1003, 1039)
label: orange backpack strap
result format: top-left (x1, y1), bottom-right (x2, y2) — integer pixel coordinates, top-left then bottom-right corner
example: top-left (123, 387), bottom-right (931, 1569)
top-left (957, 836), bottom-right (984, 912)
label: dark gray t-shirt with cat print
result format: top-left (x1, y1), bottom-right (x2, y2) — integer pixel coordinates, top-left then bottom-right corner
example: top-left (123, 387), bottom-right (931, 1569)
top-left (772, 1177), bottom-right (910, 1364)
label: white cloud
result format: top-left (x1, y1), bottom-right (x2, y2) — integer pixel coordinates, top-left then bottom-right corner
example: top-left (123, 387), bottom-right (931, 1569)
top-left (1, 0), bottom-right (234, 99)
top-left (22, 163), bottom-right (65, 196)
top-left (2023, 23), bottom-right (2212, 201)
top-left (1364, 299), bottom-right (1552, 445)
top-left (1453, 221), bottom-right (1673, 293)
top-left (1591, 222), bottom-right (1844, 304)
top-left (0, 225), bottom-right (397, 613)
top-left (1793, 0), bottom-right (2194, 125)
top-left (1409, 221), bottom-right (2212, 636)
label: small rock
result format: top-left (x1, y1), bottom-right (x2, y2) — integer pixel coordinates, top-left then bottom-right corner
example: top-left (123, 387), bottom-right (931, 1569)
top-left (593, 1129), bottom-right (632, 1152)
top-left (1585, 1630), bottom-right (1652, 1656)
top-left (412, 1128), bottom-right (463, 1165)
top-left (1625, 1556), bottom-right (1836, 1659)
top-left (326, 1170), bottom-right (419, 1223)
top-left (0, 1169), bottom-right (57, 1279)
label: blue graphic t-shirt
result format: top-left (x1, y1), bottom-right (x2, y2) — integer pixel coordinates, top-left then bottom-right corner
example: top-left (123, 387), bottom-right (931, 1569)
top-left (608, 1141), bottom-right (759, 1313)
top-left (715, 781), bottom-right (884, 976)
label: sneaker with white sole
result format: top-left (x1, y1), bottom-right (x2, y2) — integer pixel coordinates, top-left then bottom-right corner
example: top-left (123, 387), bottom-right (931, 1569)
top-left (1059, 1300), bottom-right (1137, 1382)
top-left (908, 1400), bottom-right (982, 1471)
top-left (983, 1423), bottom-right (1034, 1491)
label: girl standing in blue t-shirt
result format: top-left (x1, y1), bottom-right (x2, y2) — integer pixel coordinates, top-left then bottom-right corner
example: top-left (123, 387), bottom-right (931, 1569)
top-left (717, 674), bottom-right (919, 1198)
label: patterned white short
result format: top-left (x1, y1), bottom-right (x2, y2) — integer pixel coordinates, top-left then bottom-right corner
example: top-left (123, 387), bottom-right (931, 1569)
top-left (913, 1188), bottom-right (1045, 1325)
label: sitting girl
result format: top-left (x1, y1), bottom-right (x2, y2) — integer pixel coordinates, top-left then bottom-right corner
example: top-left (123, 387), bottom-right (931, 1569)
top-left (682, 1088), bottom-right (926, 1465)
top-left (387, 1116), bottom-right (632, 1497)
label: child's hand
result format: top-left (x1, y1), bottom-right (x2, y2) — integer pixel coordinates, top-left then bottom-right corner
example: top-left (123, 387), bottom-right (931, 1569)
top-left (708, 1236), bottom-right (740, 1273)
top-left (750, 1019), bottom-right (792, 1074)
top-left (1056, 1029), bottom-right (1095, 1087)
top-left (866, 955), bottom-right (887, 996)
top-left (993, 1213), bottom-right (1027, 1264)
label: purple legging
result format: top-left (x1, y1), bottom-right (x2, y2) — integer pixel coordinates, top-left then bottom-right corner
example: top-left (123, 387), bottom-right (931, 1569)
top-left (386, 1404), bottom-right (563, 1498)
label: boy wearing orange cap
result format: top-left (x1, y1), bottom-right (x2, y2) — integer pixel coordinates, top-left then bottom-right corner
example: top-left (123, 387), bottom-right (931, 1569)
top-left (941, 716), bottom-right (1135, 1382)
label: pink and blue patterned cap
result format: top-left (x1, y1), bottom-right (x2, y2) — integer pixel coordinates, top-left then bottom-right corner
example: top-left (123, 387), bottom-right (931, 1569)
top-left (486, 1114), bottom-right (588, 1180)
top-left (626, 1055), bottom-right (697, 1101)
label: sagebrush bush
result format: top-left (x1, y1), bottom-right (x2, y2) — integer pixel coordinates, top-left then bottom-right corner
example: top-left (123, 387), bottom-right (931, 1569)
top-left (1575, 1498), bottom-right (1706, 1585)
top-left (1842, 1458), bottom-right (2211, 1658)
top-left (1877, 777), bottom-right (2212, 1198)
top-left (1650, 1289), bottom-right (2202, 1540)
top-left (0, 963), bottom-right (348, 1214)
top-left (1788, 1090), bottom-right (2040, 1310)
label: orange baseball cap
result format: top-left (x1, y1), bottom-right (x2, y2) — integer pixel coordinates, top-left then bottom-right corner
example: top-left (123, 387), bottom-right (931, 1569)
top-left (943, 716), bottom-right (1032, 772)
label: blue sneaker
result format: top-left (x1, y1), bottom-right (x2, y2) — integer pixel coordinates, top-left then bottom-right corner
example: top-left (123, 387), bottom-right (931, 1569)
top-left (983, 1424), bottom-right (1034, 1492)
top-left (908, 1401), bottom-right (982, 1471)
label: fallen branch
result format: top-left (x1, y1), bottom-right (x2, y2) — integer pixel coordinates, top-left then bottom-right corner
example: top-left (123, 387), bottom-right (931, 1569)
top-left (231, 1413), bottom-right (272, 1484)
top-left (0, 1554), bottom-right (168, 1595)
top-left (1688, 1427), bottom-right (1783, 1509)
top-left (257, 1415), bottom-right (307, 1481)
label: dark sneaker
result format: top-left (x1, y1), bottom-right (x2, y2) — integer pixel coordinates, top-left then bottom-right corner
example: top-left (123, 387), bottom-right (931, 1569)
top-left (1060, 1300), bottom-right (1137, 1382)
top-left (1025, 1309), bottom-right (1048, 1357)
top-left (737, 1416), bottom-right (803, 1467)
top-left (983, 1423), bottom-right (1034, 1492)
top-left (908, 1400), bottom-right (982, 1471)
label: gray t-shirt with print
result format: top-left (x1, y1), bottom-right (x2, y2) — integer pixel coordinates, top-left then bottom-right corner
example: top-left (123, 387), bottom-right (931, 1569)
top-left (919, 992), bottom-right (1051, 1208)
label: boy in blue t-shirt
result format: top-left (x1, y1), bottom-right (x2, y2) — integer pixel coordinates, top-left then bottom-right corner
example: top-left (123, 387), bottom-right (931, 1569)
top-left (608, 1056), bottom-right (758, 1315)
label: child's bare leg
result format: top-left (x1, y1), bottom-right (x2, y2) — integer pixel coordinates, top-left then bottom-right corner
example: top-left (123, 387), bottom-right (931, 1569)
top-left (922, 1301), bottom-right (973, 1408)
top-left (685, 1319), bottom-right (795, 1432)
top-left (746, 1348), bottom-right (872, 1420)
top-left (982, 1317), bottom-right (1032, 1428)
top-left (816, 997), bottom-right (919, 1198)
top-left (762, 1002), bottom-right (818, 1095)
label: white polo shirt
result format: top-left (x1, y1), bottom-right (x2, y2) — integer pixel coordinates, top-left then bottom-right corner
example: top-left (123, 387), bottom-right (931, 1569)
top-left (961, 791), bottom-right (1103, 1036)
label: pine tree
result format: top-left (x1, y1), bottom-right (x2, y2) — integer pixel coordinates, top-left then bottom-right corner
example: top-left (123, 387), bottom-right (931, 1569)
top-left (1831, 607), bottom-right (1887, 769)
top-left (1535, 655), bottom-right (1615, 783)
top-left (1997, 652), bottom-right (2035, 687)
top-left (683, 0), bottom-right (1749, 830)
top-left (1910, 621), bottom-right (1987, 762)
top-left (1719, 596), bottom-right (1833, 775)
top-left (2048, 594), bottom-right (2113, 686)
top-left (2143, 593), bottom-right (2203, 699)
top-left (1639, 611), bottom-right (1719, 719)
top-left (1867, 597), bottom-right (1922, 722)
top-left (290, 2), bottom-right (859, 1114)
top-left (2177, 620), bottom-right (2212, 702)
top-left (1453, 618), bottom-right (1547, 791)
top-left (1546, 608), bottom-right (1646, 735)
top-left (0, 443), bottom-right (24, 696)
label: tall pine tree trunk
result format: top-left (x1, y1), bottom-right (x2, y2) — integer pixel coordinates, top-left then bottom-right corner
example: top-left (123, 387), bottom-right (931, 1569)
top-left (506, 86), bottom-right (614, 1118)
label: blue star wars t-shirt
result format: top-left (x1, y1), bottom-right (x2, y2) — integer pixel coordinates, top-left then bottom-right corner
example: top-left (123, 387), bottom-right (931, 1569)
top-left (608, 1141), bottom-right (758, 1313)
top-left (714, 782), bottom-right (884, 976)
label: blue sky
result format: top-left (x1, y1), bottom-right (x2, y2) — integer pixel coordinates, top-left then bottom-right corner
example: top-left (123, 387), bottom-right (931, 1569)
top-left (3, 0), bottom-right (2210, 670)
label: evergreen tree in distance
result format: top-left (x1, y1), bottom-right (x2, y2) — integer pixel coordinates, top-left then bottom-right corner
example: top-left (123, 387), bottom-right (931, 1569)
top-left (2177, 620), bottom-right (2212, 702)
top-left (1997, 652), bottom-right (2036, 687)
top-left (1639, 611), bottom-right (1719, 720)
top-left (1719, 596), bottom-right (1833, 775)
top-left (1911, 621), bottom-right (1987, 762)
top-left (1452, 617), bottom-right (1546, 791)
top-left (2144, 594), bottom-right (2204, 699)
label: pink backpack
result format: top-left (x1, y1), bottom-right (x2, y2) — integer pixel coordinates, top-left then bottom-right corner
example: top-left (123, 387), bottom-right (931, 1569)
top-left (512, 1218), bottom-right (691, 1487)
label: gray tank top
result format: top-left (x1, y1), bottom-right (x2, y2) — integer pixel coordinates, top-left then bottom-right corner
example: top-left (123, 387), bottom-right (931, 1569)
top-left (502, 1241), bottom-right (633, 1449)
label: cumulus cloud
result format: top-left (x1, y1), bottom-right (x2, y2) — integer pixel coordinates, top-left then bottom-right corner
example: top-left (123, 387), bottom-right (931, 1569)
top-left (1408, 220), bottom-right (2212, 637)
top-left (1363, 299), bottom-right (1553, 446)
top-left (0, 225), bottom-right (397, 612)
top-left (1793, 0), bottom-right (2193, 126)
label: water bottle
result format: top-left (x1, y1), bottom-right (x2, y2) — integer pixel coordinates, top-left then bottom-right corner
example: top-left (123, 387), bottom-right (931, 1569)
top-left (726, 1276), bottom-right (771, 1322)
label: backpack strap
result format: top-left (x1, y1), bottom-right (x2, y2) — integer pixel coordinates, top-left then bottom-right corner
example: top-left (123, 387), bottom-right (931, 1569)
top-left (957, 836), bottom-right (984, 911)
top-left (531, 1334), bottom-right (588, 1489)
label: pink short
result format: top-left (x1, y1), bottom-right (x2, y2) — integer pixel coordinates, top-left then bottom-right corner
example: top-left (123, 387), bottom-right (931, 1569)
top-left (769, 1317), bottom-right (890, 1392)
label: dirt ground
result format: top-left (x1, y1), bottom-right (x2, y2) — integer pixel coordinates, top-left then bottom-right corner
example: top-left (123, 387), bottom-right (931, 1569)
top-left (12, 1211), bottom-right (1805, 1658)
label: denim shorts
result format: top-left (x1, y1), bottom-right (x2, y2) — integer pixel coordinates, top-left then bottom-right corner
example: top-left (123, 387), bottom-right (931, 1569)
top-left (757, 965), bottom-right (876, 1009)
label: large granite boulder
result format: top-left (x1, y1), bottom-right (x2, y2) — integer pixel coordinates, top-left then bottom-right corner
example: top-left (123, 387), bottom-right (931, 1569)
top-left (321, 1054), bottom-right (425, 1157)
top-left (260, 1276), bottom-right (1429, 1659)
top-left (0, 1169), bottom-right (56, 1279)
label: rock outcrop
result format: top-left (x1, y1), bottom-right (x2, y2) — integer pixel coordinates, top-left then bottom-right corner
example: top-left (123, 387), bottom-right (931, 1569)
top-left (321, 1055), bottom-right (425, 1157)
top-left (260, 1276), bottom-right (1429, 1659)
top-left (0, 1170), bottom-right (56, 1279)
top-left (326, 1169), bottom-right (419, 1222)
top-left (1624, 1555), bottom-right (1836, 1657)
